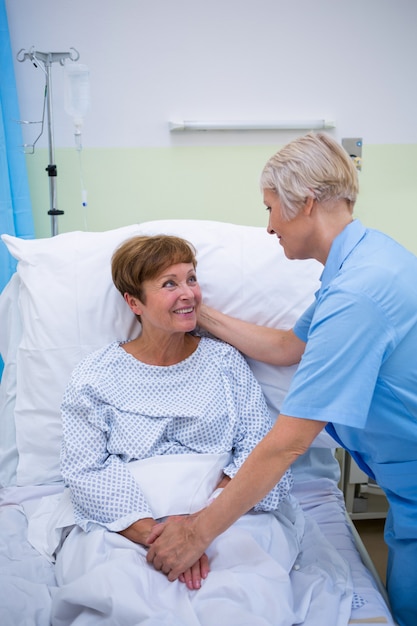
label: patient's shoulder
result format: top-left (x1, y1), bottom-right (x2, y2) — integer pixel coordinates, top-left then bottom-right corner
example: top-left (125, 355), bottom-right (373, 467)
top-left (70, 341), bottom-right (122, 377)
top-left (199, 335), bottom-right (245, 361)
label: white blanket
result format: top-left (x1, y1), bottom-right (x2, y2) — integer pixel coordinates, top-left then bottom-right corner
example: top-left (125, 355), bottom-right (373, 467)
top-left (34, 453), bottom-right (354, 626)
top-left (128, 452), bottom-right (232, 517)
top-left (51, 508), bottom-right (354, 626)
top-left (26, 453), bottom-right (233, 561)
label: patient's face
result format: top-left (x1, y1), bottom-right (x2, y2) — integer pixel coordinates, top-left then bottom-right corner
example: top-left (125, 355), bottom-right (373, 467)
top-left (139, 262), bottom-right (201, 334)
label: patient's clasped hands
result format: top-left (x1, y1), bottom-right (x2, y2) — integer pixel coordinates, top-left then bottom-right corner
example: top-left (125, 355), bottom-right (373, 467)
top-left (118, 513), bottom-right (208, 590)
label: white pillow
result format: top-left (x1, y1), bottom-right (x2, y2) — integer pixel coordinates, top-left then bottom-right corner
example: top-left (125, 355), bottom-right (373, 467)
top-left (0, 274), bottom-right (21, 486)
top-left (2, 220), bottom-right (323, 487)
top-left (2, 225), bottom-right (142, 485)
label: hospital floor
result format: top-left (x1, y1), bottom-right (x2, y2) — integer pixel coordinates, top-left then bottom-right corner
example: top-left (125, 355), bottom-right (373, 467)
top-left (354, 518), bottom-right (388, 584)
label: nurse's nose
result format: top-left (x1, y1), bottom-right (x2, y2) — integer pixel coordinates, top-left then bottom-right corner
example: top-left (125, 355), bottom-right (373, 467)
top-left (267, 216), bottom-right (275, 235)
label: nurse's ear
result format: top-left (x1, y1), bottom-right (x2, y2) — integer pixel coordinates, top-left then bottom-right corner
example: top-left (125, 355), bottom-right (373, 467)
top-left (124, 293), bottom-right (143, 316)
top-left (302, 195), bottom-right (315, 216)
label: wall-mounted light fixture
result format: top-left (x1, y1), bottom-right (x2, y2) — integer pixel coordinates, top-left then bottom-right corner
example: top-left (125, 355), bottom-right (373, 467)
top-left (169, 119), bottom-right (335, 132)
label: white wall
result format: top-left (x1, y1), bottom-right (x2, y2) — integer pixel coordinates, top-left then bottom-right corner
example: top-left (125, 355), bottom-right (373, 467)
top-left (6, 0), bottom-right (417, 150)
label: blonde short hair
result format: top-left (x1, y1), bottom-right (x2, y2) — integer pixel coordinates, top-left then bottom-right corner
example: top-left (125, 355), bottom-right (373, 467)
top-left (111, 234), bottom-right (197, 302)
top-left (260, 132), bottom-right (359, 220)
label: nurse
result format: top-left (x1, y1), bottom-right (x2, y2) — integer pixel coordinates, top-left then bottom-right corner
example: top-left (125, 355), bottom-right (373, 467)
top-left (147, 132), bottom-right (417, 626)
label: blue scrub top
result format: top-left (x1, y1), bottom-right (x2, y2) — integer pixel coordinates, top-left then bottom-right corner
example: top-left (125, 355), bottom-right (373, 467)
top-left (282, 220), bottom-right (417, 524)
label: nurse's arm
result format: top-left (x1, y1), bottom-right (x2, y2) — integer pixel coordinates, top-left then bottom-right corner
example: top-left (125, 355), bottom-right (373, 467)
top-left (198, 304), bottom-right (305, 366)
top-left (146, 414), bottom-right (326, 580)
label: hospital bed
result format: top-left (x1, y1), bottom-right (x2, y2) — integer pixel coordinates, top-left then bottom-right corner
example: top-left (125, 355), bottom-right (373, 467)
top-left (0, 219), bottom-right (396, 625)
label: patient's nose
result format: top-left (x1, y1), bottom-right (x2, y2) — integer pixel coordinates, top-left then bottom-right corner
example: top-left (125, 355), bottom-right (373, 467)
top-left (180, 283), bottom-right (194, 298)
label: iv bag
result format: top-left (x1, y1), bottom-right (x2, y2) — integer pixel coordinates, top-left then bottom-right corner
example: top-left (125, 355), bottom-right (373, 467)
top-left (64, 62), bottom-right (90, 125)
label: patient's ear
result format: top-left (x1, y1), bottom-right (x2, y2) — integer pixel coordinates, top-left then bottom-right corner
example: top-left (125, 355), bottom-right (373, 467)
top-left (124, 293), bottom-right (143, 315)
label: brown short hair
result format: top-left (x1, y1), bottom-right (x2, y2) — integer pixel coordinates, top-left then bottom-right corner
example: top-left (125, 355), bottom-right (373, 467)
top-left (111, 234), bottom-right (197, 302)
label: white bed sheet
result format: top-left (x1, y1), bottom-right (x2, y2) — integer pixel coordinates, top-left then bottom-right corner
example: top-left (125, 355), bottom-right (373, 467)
top-left (292, 479), bottom-right (394, 625)
top-left (0, 479), bottom-right (395, 626)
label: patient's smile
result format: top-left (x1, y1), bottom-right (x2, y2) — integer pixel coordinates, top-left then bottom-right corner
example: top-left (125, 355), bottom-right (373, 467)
top-left (174, 306), bottom-right (194, 314)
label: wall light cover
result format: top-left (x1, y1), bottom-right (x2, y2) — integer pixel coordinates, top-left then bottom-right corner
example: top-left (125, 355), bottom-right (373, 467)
top-left (169, 119), bottom-right (335, 132)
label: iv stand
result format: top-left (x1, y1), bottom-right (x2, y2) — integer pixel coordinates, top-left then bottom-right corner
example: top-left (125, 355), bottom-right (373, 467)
top-left (17, 48), bottom-right (80, 236)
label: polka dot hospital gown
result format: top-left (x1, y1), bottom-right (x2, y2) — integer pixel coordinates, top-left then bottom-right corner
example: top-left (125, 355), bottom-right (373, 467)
top-left (60, 337), bottom-right (293, 531)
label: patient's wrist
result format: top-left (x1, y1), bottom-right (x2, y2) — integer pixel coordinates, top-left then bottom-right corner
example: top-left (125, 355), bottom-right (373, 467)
top-left (118, 517), bottom-right (156, 546)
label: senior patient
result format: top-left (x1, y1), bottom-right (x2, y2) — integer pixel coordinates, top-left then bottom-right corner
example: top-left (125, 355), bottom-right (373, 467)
top-left (51, 234), bottom-right (301, 626)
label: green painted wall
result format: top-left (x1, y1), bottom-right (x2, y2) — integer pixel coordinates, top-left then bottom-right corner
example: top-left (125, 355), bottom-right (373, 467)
top-left (354, 144), bottom-right (417, 254)
top-left (26, 143), bottom-right (417, 255)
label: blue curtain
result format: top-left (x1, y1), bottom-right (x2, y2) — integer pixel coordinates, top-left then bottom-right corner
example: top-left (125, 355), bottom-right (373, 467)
top-left (0, 0), bottom-right (35, 378)
top-left (0, 0), bottom-right (35, 294)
